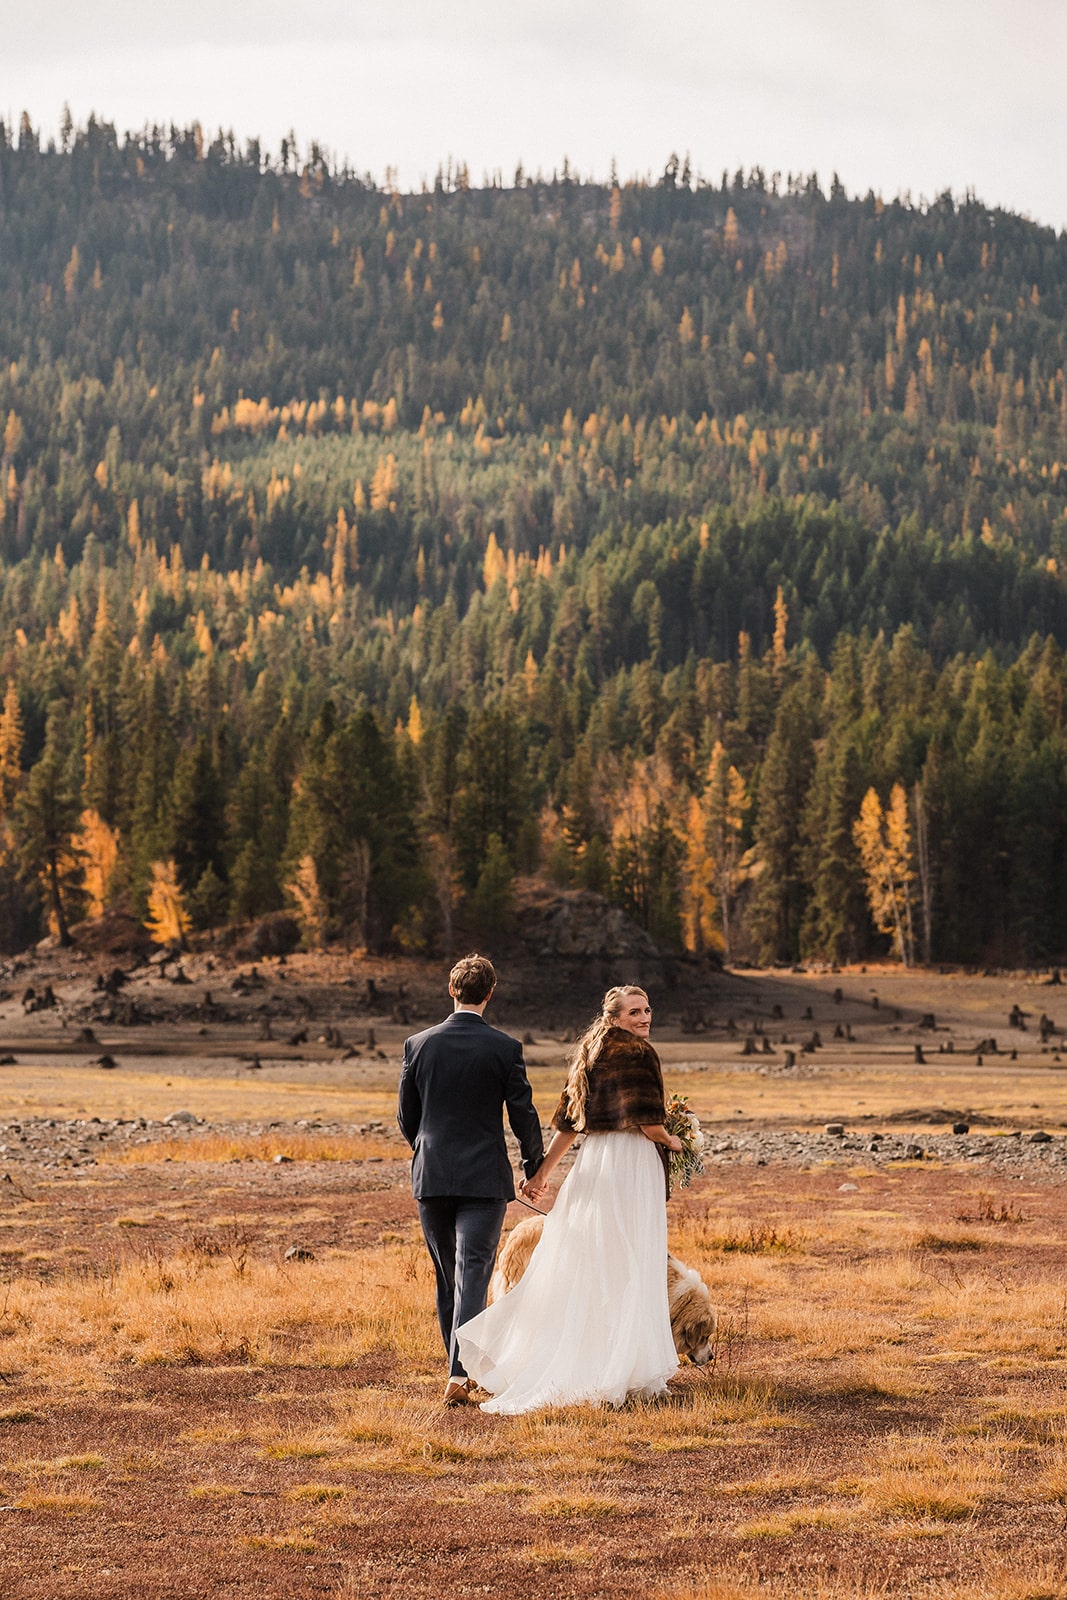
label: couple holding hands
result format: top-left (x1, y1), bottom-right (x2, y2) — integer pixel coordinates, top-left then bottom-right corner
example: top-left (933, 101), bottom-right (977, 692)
top-left (397, 953), bottom-right (685, 1414)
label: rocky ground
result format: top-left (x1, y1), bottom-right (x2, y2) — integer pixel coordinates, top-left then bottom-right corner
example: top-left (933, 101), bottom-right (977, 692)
top-left (1, 1113), bottom-right (1066, 1184)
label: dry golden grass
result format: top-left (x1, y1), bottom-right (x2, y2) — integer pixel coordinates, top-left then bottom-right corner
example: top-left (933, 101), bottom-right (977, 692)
top-left (105, 1130), bottom-right (404, 1164)
top-left (0, 1243), bottom-right (436, 1388)
top-left (841, 1431), bottom-right (1005, 1522)
top-left (242, 1529), bottom-right (318, 1553)
top-left (15, 1489), bottom-right (101, 1514)
top-left (528, 1493), bottom-right (625, 1518)
top-left (667, 1564), bottom-right (1067, 1600)
top-left (5, 995), bottom-right (1066, 1598)
top-left (516, 1542), bottom-right (598, 1567)
top-left (285, 1482), bottom-right (346, 1502)
top-left (0, 1064), bottom-right (402, 1125)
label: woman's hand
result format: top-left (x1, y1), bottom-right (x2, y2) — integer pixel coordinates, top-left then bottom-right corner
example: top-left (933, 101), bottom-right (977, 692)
top-left (520, 1174), bottom-right (546, 1201)
top-left (640, 1123), bottom-right (684, 1152)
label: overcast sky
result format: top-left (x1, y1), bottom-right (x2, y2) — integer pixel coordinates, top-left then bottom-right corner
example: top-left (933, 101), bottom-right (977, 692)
top-left (7, 0), bottom-right (1065, 228)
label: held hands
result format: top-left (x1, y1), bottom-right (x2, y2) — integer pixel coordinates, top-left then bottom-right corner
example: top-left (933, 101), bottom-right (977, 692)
top-left (520, 1173), bottom-right (547, 1202)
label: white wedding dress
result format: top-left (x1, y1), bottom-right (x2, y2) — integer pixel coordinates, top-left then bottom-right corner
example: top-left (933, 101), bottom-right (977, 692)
top-left (456, 1130), bottom-right (678, 1413)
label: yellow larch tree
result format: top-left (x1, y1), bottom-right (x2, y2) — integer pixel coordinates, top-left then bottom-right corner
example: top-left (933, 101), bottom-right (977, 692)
top-left (681, 792), bottom-right (718, 955)
top-left (0, 680), bottom-right (24, 814)
top-left (482, 531), bottom-right (506, 590)
top-left (64, 246), bottom-right (80, 299)
top-left (370, 453), bottom-right (398, 511)
top-left (772, 586), bottom-right (788, 672)
top-left (852, 784), bottom-right (915, 964)
top-left (609, 185), bottom-right (622, 232)
top-left (145, 860), bottom-right (190, 948)
top-left (71, 808), bottom-right (120, 918)
top-left (703, 742), bottom-right (750, 962)
top-left (286, 854), bottom-right (326, 949)
top-left (3, 411), bottom-right (22, 461)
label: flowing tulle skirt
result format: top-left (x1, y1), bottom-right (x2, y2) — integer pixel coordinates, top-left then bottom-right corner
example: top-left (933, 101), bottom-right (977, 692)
top-left (456, 1131), bottom-right (678, 1414)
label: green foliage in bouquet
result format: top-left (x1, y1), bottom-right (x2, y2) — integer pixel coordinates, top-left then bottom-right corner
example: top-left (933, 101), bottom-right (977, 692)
top-left (664, 1092), bottom-right (705, 1193)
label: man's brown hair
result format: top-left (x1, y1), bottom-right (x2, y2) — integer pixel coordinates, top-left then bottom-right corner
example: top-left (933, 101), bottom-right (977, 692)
top-left (449, 953), bottom-right (497, 1005)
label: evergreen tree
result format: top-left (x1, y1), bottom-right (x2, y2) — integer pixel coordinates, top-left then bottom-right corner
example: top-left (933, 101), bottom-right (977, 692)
top-left (749, 679), bottom-right (817, 961)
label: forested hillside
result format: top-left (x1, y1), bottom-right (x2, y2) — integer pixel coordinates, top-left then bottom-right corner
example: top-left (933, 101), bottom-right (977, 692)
top-left (2, 113), bottom-right (1067, 964)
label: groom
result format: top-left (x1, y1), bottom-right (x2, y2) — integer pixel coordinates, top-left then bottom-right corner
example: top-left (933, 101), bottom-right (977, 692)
top-left (398, 953), bottom-right (544, 1405)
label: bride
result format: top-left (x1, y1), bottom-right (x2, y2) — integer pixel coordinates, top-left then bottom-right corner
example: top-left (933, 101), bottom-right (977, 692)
top-left (456, 985), bottom-right (683, 1413)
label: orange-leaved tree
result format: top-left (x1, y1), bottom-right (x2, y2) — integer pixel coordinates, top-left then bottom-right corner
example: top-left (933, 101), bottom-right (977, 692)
top-left (852, 784), bottom-right (915, 964)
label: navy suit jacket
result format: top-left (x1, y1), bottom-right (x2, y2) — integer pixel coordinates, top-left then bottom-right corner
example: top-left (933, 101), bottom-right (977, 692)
top-left (397, 1011), bottom-right (544, 1200)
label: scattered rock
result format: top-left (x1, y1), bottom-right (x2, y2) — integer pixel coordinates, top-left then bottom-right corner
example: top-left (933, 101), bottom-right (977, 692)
top-left (512, 882), bottom-right (665, 960)
top-left (904, 1144), bottom-right (924, 1160)
top-left (1029, 1130), bottom-right (1052, 1143)
top-left (94, 967), bottom-right (129, 995)
top-left (273, 1154), bottom-right (294, 1164)
top-left (94, 1055), bottom-right (117, 1070)
top-left (163, 1110), bottom-right (198, 1126)
top-left (284, 1245), bottom-right (315, 1262)
top-left (952, 1121), bottom-right (970, 1135)
top-left (838, 1182), bottom-right (859, 1192)
top-left (249, 913), bottom-right (301, 959)
top-left (825, 1123), bottom-right (845, 1136)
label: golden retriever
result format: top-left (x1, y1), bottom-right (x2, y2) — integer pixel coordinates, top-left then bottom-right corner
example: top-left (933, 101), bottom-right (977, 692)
top-left (489, 1214), bottom-right (717, 1365)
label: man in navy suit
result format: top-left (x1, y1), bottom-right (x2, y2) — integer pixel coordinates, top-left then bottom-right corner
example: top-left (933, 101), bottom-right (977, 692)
top-left (398, 953), bottom-right (543, 1405)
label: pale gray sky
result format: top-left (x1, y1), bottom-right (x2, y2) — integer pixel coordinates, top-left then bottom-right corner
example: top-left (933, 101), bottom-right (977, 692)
top-left (6, 0), bottom-right (1066, 227)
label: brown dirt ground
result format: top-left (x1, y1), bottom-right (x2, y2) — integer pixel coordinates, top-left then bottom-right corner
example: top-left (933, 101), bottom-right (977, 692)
top-left (2, 1157), bottom-right (1067, 1600)
top-left (2, 953), bottom-right (1067, 1598)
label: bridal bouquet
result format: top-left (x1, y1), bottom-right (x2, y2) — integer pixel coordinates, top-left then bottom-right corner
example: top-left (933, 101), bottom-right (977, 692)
top-left (664, 1092), bottom-right (705, 1191)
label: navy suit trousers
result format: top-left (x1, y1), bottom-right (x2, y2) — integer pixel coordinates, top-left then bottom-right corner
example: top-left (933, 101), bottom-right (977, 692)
top-left (417, 1197), bottom-right (508, 1378)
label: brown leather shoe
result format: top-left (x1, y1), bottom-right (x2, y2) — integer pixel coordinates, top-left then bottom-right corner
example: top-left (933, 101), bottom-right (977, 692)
top-left (443, 1378), bottom-right (472, 1407)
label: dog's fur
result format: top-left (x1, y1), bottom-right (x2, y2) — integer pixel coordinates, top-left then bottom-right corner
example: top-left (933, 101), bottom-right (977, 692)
top-left (489, 1214), bottom-right (717, 1365)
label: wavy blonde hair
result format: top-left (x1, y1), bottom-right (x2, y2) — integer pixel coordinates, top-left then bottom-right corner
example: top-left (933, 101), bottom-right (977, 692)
top-left (562, 985), bottom-right (649, 1131)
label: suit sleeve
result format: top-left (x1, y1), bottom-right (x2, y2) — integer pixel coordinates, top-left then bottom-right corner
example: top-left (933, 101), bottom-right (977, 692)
top-left (504, 1042), bottom-right (544, 1179)
top-left (397, 1038), bottom-right (421, 1149)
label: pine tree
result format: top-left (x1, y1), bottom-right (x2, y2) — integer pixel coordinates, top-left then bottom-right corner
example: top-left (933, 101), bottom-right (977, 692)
top-left (467, 832), bottom-right (515, 939)
top-left (14, 736), bottom-right (81, 947)
top-left (749, 680), bottom-right (817, 960)
top-left (800, 739), bottom-right (867, 962)
top-left (703, 741), bottom-right (750, 962)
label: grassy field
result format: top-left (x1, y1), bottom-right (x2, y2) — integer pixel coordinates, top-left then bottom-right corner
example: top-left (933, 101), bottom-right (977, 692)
top-left (1, 963), bottom-right (1066, 1597)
